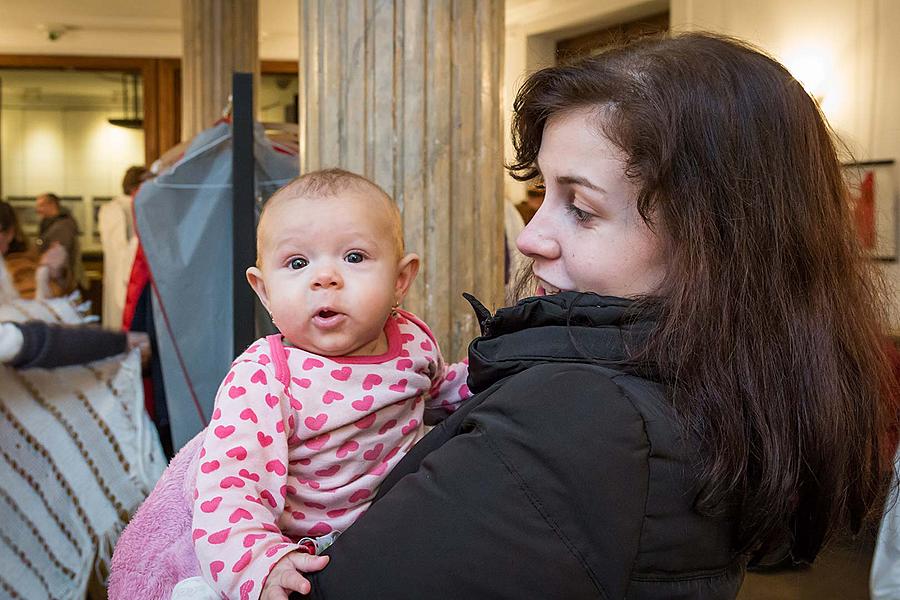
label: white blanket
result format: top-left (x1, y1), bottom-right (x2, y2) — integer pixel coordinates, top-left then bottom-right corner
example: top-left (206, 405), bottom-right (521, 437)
top-left (0, 297), bottom-right (166, 599)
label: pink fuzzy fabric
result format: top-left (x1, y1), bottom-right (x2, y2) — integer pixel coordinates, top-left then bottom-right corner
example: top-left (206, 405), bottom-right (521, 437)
top-left (108, 432), bottom-right (205, 600)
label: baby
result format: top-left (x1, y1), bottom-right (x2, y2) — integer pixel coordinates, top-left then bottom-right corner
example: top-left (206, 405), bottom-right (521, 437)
top-left (188, 169), bottom-right (469, 600)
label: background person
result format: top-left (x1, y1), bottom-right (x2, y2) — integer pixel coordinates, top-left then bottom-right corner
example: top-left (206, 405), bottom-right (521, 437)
top-left (100, 166), bottom-right (146, 329)
top-left (0, 199), bottom-right (68, 299)
top-left (35, 192), bottom-right (81, 293)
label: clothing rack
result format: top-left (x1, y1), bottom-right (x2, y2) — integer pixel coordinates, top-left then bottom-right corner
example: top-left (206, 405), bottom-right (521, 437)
top-left (232, 72), bottom-right (256, 356)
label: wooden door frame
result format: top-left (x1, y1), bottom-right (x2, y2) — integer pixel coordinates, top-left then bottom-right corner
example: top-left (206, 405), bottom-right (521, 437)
top-left (0, 55), bottom-right (299, 162)
top-left (0, 54), bottom-right (165, 163)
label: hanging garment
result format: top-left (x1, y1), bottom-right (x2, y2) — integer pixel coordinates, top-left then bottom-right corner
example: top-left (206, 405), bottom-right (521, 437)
top-left (99, 195), bottom-right (138, 330)
top-left (133, 121), bottom-right (298, 449)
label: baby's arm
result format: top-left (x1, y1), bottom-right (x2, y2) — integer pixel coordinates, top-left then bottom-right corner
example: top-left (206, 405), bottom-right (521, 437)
top-left (193, 359), bottom-right (306, 600)
top-left (423, 358), bottom-right (471, 425)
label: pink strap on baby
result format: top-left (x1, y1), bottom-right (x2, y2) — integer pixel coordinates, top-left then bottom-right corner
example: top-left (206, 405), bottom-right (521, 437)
top-left (395, 308), bottom-right (439, 350)
top-left (266, 334), bottom-right (292, 388)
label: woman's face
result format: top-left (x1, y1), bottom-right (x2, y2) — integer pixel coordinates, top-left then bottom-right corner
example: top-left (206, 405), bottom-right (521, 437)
top-left (516, 107), bottom-right (667, 298)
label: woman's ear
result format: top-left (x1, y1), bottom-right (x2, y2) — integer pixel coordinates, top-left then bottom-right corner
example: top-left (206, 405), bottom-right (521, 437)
top-left (394, 253), bottom-right (420, 304)
top-left (246, 266), bottom-right (271, 313)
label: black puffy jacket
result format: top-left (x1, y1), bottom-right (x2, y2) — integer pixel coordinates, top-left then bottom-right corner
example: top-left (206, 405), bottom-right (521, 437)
top-left (308, 293), bottom-right (745, 599)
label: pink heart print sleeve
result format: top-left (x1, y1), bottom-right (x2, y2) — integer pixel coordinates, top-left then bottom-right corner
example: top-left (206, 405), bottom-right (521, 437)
top-left (191, 309), bottom-right (470, 600)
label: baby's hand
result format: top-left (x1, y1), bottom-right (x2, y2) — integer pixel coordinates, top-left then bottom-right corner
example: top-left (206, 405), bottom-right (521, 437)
top-left (261, 551), bottom-right (329, 599)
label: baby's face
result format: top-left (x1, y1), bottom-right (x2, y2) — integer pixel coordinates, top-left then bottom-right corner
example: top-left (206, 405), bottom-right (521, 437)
top-left (250, 190), bottom-right (412, 357)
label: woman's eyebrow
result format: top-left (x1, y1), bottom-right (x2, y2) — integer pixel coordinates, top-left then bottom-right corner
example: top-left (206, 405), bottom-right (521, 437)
top-left (556, 174), bottom-right (606, 194)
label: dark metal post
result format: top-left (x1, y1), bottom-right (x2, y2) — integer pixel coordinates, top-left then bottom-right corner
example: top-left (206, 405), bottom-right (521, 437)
top-left (232, 72), bottom-right (255, 356)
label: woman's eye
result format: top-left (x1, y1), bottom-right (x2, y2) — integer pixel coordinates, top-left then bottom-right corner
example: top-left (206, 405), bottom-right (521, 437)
top-left (289, 257), bottom-right (308, 270)
top-left (565, 203), bottom-right (594, 224)
top-left (345, 252), bottom-right (365, 264)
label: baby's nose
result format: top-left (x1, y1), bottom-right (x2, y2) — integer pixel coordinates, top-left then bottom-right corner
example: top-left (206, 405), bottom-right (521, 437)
top-left (311, 267), bottom-right (342, 289)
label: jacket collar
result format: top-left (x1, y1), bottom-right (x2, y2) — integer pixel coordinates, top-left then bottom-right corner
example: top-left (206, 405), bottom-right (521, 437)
top-left (464, 292), bottom-right (658, 393)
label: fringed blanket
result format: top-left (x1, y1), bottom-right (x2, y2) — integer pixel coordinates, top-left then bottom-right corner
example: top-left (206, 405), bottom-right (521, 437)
top-left (0, 297), bottom-right (166, 599)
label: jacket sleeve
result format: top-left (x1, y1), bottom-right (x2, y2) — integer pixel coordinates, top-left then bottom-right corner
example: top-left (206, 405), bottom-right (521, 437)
top-left (307, 364), bottom-right (651, 600)
top-left (6, 320), bottom-right (127, 369)
top-left (422, 358), bottom-right (470, 425)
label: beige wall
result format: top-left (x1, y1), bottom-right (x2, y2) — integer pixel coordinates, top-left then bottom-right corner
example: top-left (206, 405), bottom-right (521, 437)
top-left (0, 0), bottom-right (298, 60)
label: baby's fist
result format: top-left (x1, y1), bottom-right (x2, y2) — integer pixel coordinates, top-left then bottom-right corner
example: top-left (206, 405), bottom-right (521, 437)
top-left (261, 551), bottom-right (329, 600)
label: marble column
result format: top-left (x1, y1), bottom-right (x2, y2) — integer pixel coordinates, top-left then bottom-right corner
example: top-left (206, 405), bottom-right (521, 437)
top-left (182, 0), bottom-right (260, 140)
top-left (299, 0), bottom-right (506, 359)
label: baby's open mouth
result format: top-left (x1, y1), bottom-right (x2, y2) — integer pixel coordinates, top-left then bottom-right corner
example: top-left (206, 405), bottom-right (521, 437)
top-left (312, 308), bottom-right (346, 329)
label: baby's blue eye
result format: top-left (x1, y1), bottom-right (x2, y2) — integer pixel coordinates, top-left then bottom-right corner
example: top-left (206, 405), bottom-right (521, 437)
top-left (345, 252), bottom-right (364, 264)
top-left (290, 257), bottom-right (308, 270)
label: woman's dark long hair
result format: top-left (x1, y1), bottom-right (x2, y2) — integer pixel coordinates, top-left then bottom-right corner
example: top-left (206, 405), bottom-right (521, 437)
top-left (509, 33), bottom-right (895, 563)
top-left (0, 200), bottom-right (28, 255)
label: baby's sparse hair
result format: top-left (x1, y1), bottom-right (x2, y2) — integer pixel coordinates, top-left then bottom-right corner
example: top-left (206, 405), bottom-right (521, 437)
top-left (257, 168), bottom-right (405, 265)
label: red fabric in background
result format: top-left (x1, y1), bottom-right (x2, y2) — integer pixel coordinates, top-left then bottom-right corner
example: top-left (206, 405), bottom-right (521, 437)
top-left (853, 171), bottom-right (876, 250)
top-left (122, 243), bottom-right (154, 418)
top-left (122, 244), bottom-right (150, 331)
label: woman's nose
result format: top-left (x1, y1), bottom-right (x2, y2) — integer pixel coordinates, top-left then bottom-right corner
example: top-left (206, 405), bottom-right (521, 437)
top-left (516, 207), bottom-right (560, 260)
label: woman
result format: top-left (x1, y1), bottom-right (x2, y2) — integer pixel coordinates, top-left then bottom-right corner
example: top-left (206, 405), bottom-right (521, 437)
top-left (0, 199), bottom-right (69, 299)
top-left (283, 33), bottom-right (895, 599)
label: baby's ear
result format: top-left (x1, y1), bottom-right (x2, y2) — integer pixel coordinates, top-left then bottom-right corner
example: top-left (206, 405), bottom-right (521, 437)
top-left (246, 266), bottom-right (271, 312)
top-left (394, 253), bottom-right (420, 303)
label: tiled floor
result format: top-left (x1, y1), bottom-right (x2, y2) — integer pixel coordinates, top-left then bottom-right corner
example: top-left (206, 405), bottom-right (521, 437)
top-left (737, 532), bottom-right (876, 600)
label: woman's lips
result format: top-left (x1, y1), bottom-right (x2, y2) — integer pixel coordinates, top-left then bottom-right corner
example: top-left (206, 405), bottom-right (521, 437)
top-left (535, 279), bottom-right (561, 295)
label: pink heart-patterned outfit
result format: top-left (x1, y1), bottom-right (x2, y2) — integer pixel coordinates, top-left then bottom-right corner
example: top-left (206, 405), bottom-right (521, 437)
top-left (191, 309), bottom-right (469, 599)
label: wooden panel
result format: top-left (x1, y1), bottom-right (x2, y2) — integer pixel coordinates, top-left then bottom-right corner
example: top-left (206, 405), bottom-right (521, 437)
top-left (556, 12), bottom-right (670, 60)
top-left (0, 55), bottom-right (155, 71)
top-left (424, 0), bottom-right (452, 350)
top-left (299, 0), bottom-right (321, 172)
top-left (181, 0), bottom-right (259, 139)
top-left (483, 0), bottom-right (506, 311)
top-left (450, 0), bottom-right (477, 356)
top-left (320, 0), bottom-right (342, 167)
top-left (260, 60), bottom-right (299, 74)
top-left (157, 59), bottom-right (182, 151)
top-left (371, 0), bottom-right (395, 191)
top-left (344, 0), bottom-right (368, 176)
top-left (142, 60), bottom-right (161, 163)
top-left (399, 0), bottom-right (426, 312)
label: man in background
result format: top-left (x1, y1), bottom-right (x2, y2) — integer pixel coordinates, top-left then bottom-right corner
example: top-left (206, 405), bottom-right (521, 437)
top-left (35, 192), bottom-right (81, 293)
top-left (99, 166), bottom-right (146, 329)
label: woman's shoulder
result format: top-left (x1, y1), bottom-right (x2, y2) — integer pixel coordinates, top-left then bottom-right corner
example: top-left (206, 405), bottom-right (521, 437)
top-left (477, 362), bottom-right (677, 442)
top-left (467, 361), bottom-right (701, 506)
top-left (466, 362), bottom-right (736, 587)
